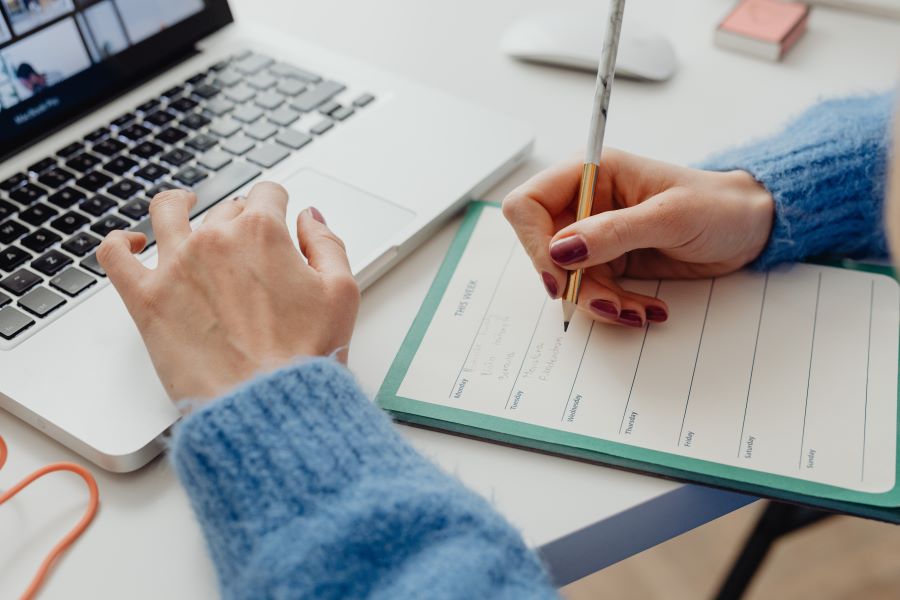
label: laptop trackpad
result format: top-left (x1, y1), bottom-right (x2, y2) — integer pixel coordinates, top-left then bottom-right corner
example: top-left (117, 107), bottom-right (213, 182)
top-left (283, 169), bottom-right (416, 272)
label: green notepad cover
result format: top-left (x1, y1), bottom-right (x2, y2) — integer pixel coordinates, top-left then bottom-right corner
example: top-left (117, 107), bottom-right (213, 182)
top-left (376, 202), bottom-right (900, 523)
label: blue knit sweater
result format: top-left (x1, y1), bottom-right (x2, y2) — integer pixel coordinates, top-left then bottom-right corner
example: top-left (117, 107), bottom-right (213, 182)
top-left (171, 92), bottom-right (895, 599)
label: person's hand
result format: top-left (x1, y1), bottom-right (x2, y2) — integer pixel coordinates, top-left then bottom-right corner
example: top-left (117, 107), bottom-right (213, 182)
top-left (97, 183), bottom-right (360, 402)
top-left (502, 149), bottom-right (774, 327)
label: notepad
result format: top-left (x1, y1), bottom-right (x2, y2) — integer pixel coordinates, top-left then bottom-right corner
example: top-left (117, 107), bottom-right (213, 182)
top-left (378, 203), bottom-right (900, 518)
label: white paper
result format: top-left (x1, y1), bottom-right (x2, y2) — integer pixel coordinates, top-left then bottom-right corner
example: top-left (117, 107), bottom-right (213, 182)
top-left (399, 208), bottom-right (900, 493)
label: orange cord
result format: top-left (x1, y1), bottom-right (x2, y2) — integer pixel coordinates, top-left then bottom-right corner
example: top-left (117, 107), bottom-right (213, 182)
top-left (0, 434), bottom-right (99, 600)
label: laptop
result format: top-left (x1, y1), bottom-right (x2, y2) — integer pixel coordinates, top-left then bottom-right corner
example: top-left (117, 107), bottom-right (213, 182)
top-left (0, 0), bottom-right (533, 472)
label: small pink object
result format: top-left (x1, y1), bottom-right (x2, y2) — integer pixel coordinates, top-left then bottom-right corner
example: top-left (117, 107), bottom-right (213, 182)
top-left (715, 0), bottom-right (811, 61)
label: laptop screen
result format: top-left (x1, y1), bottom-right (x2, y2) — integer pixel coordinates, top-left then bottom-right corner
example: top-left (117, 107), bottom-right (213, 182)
top-left (0, 0), bottom-right (232, 158)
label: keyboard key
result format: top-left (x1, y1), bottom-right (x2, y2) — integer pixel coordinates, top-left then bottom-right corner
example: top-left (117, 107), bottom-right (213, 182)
top-left (310, 119), bottom-right (334, 135)
top-left (162, 85), bottom-right (184, 99)
top-left (132, 141), bottom-right (164, 159)
top-left (246, 72), bottom-right (276, 91)
top-left (111, 112), bottom-right (136, 128)
top-left (192, 83), bottom-right (220, 99)
top-left (173, 166), bottom-right (208, 186)
top-left (93, 138), bottom-right (126, 156)
top-left (221, 135), bottom-right (256, 156)
top-left (108, 179), bottom-right (143, 200)
top-left (182, 112), bottom-right (211, 130)
top-left (0, 291), bottom-right (8, 308)
top-left (80, 195), bottom-right (117, 217)
top-left (209, 117), bottom-right (241, 138)
top-left (104, 156), bottom-right (139, 176)
top-left (269, 62), bottom-right (321, 83)
top-left (57, 141), bottom-right (85, 158)
top-left (0, 268), bottom-right (41, 295)
top-left (244, 121), bottom-right (278, 141)
top-left (204, 96), bottom-right (235, 116)
top-left (84, 127), bottom-right (109, 143)
top-left (145, 182), bottom-right (177, 198)
top-left (61, 232), bottom-right (101, 256)
top-left (246, 143), bottom-right (290, 169)
top-left (161, 148), bottom-right (194, 167)
top-left (75, 171), bottom-right (112, 192)
top-left (134, 163), bottom-right (170, 182)
top-left (120, 123), bottom-right (152, 141)
top-left (275, 79), bottom-right (306, 97)
top-left (0, 246), bottom-right (30, 272)
top-left (19, 286), bottom-right (66, 317)
top-left (274, 128), bottom-right (311, 150)
top-left (157, 127), bottom-right (189, 145)
top-left (51, 211), bottom-right (89, 235)
top-left (28, 157), bottom-right (57, 174)
top-left (128, 218), bottom-right (155, 248)
top-left (186, 133), bottom-right (218, 152)
top-left (51, 267), bottom-right (97, 295)
top-left (170, 97), bottom-right (199, 113)
top-left (0, 173), bottom-right (27, 191)
top-left (48, 187), bottom-right (86, 208)
top-left (232, 104), bottom-right (264, 123)
top-left (66, 152), bottom-right (102, 172)
top-left (318, 100), bottom-right (340, 115)
top-left (353, 93), bottom-right (375, 107)
top-left (10, 184), bottom-right (47, 206)
top-left (198, 149), bottom-right (233, 171)
top-left (186, 161), bottom-right (261, 219)
top-left (331, 106), bottom-right (355, 121)
top-left (38, 167), bottom-right (75, 188)
top-left (0, 220), bottom-right (28, 244)
top-left (20, 203), bottom-right (59, 226)
top-left (0, 199), bottom-right (15, 221)
top-left (79, 253), bottom-right (106, 277)
top-left (137, 98), bottom-right (160, 113)
top-left (254, 90), bottom-right (284, 111)
top-left (210, 60), bottom-right (230, 72)
top-left (234, 53), bottom-right (273, 75)
top-left (91, 215), bottom-right (130, 236)
top-left (119, 198), bottom-right (150, 219)
top-left (145, 110), bottom-right (176, 127)
top-left (225, 84), bottom-right (256, 104)
top-left (214, 68), bottom-right (243, 88)
top-left (268, 106), bottom-right (300, 127)
top-left (291, 81), bottom-right (346, 112)
top-left (21, 228), bottom-right (61, 252)
top-left (31, 249), bottom-right (71, 276)
top-left (0, 306), bottom-right (34, 339)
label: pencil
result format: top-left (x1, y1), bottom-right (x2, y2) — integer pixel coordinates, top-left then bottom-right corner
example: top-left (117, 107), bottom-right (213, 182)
top-left (562, 0), bottom-right (627, 332)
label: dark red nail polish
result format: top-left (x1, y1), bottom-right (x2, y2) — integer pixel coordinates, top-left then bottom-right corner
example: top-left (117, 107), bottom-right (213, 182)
top-left (590, 299), bottom-right (619, 319)
top-left (550, 235), bottom-right (588, 265)
top-left (646, 306), bottom-right (668, 323)
top-left (309, 206), bottom-right (326, 224)
top-left (618, 309), bottom-right (644, 328)
top-left (542, 272), bottom-right (559, 299)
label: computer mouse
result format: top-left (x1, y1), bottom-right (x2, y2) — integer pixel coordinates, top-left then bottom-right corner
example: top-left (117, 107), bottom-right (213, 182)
top-left (501, 9), bottom-right (678, 82)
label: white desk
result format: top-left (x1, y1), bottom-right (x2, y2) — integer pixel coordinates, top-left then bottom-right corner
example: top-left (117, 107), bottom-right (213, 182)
top-left (2, 1), bottom-right (899, 597)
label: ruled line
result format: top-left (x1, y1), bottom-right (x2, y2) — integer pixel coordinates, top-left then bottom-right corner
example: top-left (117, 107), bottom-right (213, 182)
top-left (504, 297), bottom-right (549, 409)
top-left (618, 280), bottom-right (662, 435)
top-left (560, 321), bottom-right (596, 421)
top-left (798, 272), bottom-right (823, 469)
top-left (678, 278), bottom-right (716, 446)
top-left (862, 279), bottom-right (874, 481)
top-left (737, 272), bottom-right (769, 458)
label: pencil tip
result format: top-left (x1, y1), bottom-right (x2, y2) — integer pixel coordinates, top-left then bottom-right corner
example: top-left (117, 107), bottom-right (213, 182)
top-left (563, 321), bottom-right (570, 332)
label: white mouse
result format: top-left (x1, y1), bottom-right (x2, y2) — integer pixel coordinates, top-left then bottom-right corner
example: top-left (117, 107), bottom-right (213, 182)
top-left (501, 9), bottom-right (678, 82)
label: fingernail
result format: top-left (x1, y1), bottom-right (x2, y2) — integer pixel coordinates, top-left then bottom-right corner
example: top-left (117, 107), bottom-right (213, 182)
top-left (590, 299), bottom-right (619, 319)
top-left (542, 272), bottom-right (559, 298)
top-left (618, 310), bottom-right (644, 328)
top-left (646, 306), bottom-right (668, 323)
top-left (549, 235), bottom-right (588, 265)
top-left (309, 206), bottom-right (326, 224)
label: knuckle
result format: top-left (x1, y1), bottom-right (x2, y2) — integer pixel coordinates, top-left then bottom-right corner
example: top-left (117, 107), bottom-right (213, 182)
top-left (249, 180), bottom-right (288, 199)
top-left (241, 211), bottom-right (283, 235)
top-left (603, 213), bottom-right (632, 250)
top-left (189, 226), bottom-right (228, 252)
top-left (330, 273), bottom-right (360, 302)
top-left (150, 188), bottom-right (193, 209)
top-left (501, 192), bottom-right (527, 223)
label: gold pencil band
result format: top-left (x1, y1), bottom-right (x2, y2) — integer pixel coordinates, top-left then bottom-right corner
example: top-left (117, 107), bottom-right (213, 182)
top-left (563, 162), bottom-right (600, 306)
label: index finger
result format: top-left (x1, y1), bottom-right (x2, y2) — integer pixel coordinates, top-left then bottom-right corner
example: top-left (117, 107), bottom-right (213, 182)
top-left (242, 181), bottom-right (289, 222)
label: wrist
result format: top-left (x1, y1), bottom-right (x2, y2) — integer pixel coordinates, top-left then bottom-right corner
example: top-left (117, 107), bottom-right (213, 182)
top-left (726, 169), bottom-right (775, 267)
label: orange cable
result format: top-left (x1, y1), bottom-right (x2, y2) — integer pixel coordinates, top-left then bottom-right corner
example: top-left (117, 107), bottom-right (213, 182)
top-left (0, 434), bottom-right (100, 600)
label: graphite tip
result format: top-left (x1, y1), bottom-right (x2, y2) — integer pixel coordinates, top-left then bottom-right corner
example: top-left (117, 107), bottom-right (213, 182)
top-left (563, 320), bottom-right (570, 332)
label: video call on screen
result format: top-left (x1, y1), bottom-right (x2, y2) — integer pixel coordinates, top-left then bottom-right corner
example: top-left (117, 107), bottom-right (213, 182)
top-left (0, 0), bottom-right (204, 111)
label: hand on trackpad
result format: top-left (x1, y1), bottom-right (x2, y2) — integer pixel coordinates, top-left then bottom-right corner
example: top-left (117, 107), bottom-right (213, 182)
top-left (283, 169), bottom-right (416, 272)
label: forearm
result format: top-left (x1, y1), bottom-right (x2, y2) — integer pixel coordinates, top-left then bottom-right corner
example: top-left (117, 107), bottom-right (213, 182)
top-left (703, 91), bottom-right (896, 269)
top-left (170, 359), bottom-right (556, 599)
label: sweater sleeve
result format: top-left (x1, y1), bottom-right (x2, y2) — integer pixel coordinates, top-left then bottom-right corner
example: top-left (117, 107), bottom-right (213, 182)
top-left (170, 358), bottom-right (557, 600)
top-left (702, 91), bottom-right (896, 270)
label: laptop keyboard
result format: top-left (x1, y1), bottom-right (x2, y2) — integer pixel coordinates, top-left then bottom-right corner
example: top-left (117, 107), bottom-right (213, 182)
top-left (0, 50), bottom-right (376, 344)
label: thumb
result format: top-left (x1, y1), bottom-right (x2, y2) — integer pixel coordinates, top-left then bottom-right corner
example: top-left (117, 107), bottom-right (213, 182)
top-left (96, 230), bottom-right (149, 304)
top-left (296, 207), bottom-right (353, 280)
top-left (548, 189), bottom-right (700, 268)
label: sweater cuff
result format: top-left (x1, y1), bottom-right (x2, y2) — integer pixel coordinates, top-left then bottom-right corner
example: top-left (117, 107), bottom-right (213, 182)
top-left (701, 92), bottom-right (895, 270)
top-left (170, 358), bottom-right (424, 565)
